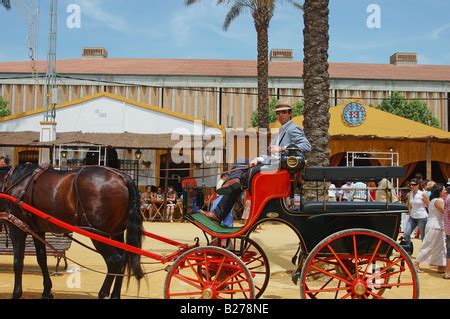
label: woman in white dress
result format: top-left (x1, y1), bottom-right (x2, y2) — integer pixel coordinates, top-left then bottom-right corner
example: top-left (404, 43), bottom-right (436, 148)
top-left (415, 184), bottom-right (447, 273)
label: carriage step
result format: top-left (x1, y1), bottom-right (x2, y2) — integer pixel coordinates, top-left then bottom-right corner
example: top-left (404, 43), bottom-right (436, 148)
top-left (188, 213), bottom-right (243, 234)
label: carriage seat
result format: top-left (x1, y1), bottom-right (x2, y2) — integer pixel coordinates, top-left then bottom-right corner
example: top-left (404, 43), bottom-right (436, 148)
top-left (301, 201), bottom-right (407, 214)
top-left (244, 166), bottom-right (262, 195)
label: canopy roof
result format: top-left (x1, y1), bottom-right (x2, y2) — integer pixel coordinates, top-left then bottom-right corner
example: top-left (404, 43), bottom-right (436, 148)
top-left (272, 104), bottom-right (450, 141)
top-left (0, 131), bottom-right (220, 150)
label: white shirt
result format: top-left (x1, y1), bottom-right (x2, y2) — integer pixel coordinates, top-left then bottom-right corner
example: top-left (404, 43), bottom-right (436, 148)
top-left (339, 183), bottom-right (353, 201)
top-left (275, 121), bottom-right (290, 146)
top-left (427, 198), bottom-right (444, 230)
top-left (409, 190), bottom-right (428, 219)
top-left (352, 182), bottom-right (368, 200)
top-left (328, 183), bottom-right (337, 198)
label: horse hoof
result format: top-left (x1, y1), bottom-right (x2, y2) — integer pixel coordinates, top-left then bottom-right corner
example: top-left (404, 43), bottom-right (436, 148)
top-left (42, 293), bottom-right (54, 299)
top-left (98, 293), bottom-right (110, 299)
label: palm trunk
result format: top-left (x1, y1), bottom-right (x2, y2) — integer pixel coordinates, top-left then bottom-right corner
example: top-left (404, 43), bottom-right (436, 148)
top-left (303, 0), bottom-right (330, 200)
top-left (254, 9), bottom-right (270, 130)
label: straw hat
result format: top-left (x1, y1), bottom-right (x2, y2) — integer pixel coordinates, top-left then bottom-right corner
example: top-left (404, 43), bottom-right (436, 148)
top-left (275, 100), bottom-right (292, 111)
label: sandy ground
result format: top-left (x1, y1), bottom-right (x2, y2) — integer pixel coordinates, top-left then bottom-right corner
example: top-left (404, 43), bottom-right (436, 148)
top-left (0, 221), bottom-right (448, 299)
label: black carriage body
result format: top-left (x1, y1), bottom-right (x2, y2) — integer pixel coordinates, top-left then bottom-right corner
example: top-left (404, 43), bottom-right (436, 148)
top-left (258, 199), bottom-right (405, 255)
top-left (251, 164), bottom-right (407, 255)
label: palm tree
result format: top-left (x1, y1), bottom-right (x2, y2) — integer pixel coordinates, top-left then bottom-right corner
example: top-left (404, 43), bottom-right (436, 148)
top-left (1, 0), bottom-right (11, 9)
top-left (185, 0), bottom-right (274, 130)
top-left (301, 0), bottom-right (330, 200)
top-left (302, 0), bottom-right (330, 167)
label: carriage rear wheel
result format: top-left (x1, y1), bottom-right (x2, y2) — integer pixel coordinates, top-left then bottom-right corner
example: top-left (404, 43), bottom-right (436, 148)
top-left (299, 228), bottom-right (419, 299)
top-left (164, 246), bottom-right (255, 299)
top-left (210, 237), bottom-right (270, 299)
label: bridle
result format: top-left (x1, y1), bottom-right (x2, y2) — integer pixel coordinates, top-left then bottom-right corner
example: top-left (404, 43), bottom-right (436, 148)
top-left (1, 166), bottom-right (14, 194)
top-left (2, 165), bottom-right (50, 202)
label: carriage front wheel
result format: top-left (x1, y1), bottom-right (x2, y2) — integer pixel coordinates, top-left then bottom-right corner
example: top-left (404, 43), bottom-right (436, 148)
top-left (299, 228), bottom-right (419, 299)
top-left (210, 237), bottom-right (270, 299)
top-left (164, 246), bottom-right (255, 299)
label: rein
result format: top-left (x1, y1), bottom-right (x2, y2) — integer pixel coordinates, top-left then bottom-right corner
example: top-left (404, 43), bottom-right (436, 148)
top-left (0, 212), bottom-right (154, 278)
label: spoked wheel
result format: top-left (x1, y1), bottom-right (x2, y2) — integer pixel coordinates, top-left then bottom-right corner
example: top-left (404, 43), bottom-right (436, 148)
top-left (164, 246), bottom-right (255, 299)
top-left (300, 228), bottom-right (419, 299)
top-left (210, 237), bottom-right (270, 299)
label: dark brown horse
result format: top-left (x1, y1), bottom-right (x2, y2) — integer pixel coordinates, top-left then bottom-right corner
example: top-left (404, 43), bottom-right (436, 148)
top-left (1, 163), bottom-right (143, 299)
top-left (0, 166), bottom-right (9, 232)
top-left (0, 166), bottom-right (9, 188)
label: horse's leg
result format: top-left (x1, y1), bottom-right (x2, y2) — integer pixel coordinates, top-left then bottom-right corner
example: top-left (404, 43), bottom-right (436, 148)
top-left (32, 232), bottom-right (53, 299)
top-left (8, 226), bottom-right (27, 299)
top-left (91, 239), bottom-right (124, 299)
top-left (110, 234), bottom-right (126, 299)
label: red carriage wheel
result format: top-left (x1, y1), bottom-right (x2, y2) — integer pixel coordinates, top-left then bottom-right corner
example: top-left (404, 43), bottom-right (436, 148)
top-left (210, 237), bottom-right (270, 299)
top-left (299, 228), bottom-right (419, 299)
top-left (164, 246), bottom-right (255, 299)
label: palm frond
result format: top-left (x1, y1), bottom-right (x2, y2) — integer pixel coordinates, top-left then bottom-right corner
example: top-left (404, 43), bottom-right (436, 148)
top-left (287, 0), bottom-right (303, 11)
top-left (223, 3), bottom-right (244, 30)
top-left (185, 0), bottom-right (201, 6)
top-left (1, 0), bottom-right (11, 10)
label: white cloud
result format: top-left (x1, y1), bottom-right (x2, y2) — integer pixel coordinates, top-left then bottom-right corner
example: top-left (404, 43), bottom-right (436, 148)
top-left (417, 53), bottom-right (432, 64)
top-left (430, 23), bottom-right (450, 39)
top-left (75, 0), bottom-right (129, 32)
top-left (168, 4), bottom-right (253, 48)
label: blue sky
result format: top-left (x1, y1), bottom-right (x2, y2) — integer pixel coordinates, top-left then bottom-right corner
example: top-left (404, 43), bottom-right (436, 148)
top-left (0, 0), bottom-right (449, 65)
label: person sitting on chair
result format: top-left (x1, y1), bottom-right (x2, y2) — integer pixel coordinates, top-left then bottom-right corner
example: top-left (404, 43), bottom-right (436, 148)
top-left (165, 186), bottom-right (177, 223)
top-left (200, 100), bottom-right (311, 223)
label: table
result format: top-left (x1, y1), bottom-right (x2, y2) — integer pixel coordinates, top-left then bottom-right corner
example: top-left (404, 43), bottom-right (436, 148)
top-left (150, 199), bottom-right (165, 221)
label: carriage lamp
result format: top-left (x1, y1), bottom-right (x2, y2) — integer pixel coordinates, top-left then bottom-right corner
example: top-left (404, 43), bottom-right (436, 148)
top-left (61, 150), bottom-right (68, 159)
top-left (134, 149), bottom-right (142, 160)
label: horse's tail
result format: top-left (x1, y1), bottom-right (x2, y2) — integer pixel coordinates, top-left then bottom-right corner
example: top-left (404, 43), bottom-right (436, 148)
top-left (125, 178), bottom-right (144, 281)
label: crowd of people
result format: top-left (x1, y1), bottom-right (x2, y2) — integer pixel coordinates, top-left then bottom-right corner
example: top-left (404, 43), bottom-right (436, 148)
top-left (140, 185), bottom-right (178, 223)
top-left (327, 173), bottom-right (450, 279)
top-left (325, 178), bottom-right (397, 203)
top-left (400, 174), bottom-right (450, 279)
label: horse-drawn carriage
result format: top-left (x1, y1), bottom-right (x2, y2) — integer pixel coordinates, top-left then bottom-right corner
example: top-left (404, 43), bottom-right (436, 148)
top-left (0, 149), bottom-right (418, 299)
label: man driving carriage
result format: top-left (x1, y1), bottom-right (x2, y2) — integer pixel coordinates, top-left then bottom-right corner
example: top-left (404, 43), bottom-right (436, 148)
top-left (200, 101), bottom-right (311, 223)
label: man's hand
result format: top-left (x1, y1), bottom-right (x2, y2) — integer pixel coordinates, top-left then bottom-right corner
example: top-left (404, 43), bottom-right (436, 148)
top-left (250, 158), bottom-right (259, 167)
top-left (269, 145), bottom-right (285, 154)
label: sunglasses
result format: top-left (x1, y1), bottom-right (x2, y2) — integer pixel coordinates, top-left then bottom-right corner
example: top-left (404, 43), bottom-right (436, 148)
top-left (410, 184), bottom-right (418, 186)
top-left (275, 110), bottom-right (289, 115)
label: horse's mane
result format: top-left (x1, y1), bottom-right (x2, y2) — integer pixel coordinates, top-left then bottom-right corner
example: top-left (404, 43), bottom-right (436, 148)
top-left (0, 166), bottom-right (11, 173)
top-left (11, 163), bottom-right (40, 184)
